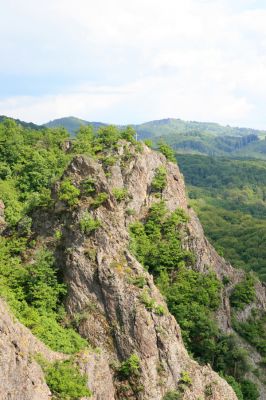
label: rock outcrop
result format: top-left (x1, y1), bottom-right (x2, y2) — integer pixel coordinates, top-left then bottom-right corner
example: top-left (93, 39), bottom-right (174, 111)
top-left (1, 142), bottom-right (265, 399)
top-left (0, 299), bottom-right (60, 400)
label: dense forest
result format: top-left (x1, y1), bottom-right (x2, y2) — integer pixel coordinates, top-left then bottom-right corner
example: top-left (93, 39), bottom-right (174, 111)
top-left (176, 154), bottom-right (266, 281)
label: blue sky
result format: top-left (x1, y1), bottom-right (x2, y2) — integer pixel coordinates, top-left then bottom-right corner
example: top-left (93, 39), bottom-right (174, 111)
top-left (1, 0), bottom-right (266, 128)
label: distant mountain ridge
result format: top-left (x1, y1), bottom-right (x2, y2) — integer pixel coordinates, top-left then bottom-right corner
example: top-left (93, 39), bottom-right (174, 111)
top-left (2, 114), bottom-right (266, 158)
top-left (44, 116), bottom-right (106, 133)
top-left (43, 116), bottom-right (266, 158)
top-left (0, 115), bottom-right (41, 130)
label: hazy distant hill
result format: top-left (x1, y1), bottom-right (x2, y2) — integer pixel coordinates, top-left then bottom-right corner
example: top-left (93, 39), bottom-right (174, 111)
top-left (43, 116), bottom-right (266, 158)
top-left (0, 115), bottom-right (42, 130)
top-left (44, 116), bottom-right (106, 134)
top-left (2, 114), bottom-right (266, 158)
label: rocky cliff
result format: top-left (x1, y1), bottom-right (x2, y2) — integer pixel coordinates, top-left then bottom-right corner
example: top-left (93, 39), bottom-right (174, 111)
top-left (1, 141), bottom-right (265, 399)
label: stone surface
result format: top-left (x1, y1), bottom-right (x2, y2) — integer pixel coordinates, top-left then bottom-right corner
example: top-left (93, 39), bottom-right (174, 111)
top-left (2, 142), bottom-right (265, 399)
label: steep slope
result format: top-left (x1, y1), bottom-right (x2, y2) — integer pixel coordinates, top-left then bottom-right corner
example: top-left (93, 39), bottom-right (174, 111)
top-left (1, 136), bottom-right (265, 399)
top-left (34, 144), bottom-right (238, 399)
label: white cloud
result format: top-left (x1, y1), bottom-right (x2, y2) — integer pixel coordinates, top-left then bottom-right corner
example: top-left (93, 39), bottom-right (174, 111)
top-left (0, 0), bottom-right (266, 127)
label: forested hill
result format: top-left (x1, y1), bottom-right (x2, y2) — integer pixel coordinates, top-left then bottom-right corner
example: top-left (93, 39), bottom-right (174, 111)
top-left (0, 115), bottom-right (41, 131)
top-left (2, 114), bottom-right (266, 158)
top-left (177, 154), bottom-right (266, 281)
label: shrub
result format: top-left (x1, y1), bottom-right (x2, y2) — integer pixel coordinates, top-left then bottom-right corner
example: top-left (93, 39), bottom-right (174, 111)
top-left (204, 384), bottom-right (213, 397)
top-left (129, 275), bottom-right (147, 288)
top-left (163, 391), bottom-right (182, 400)
top-left (92, 192), bottom-right (108, 208)
top-left (179, 371), bottom-right (192, 386)
top-left (79, 213), bottom-right (101, 234)
top-left (139, 290), bottom-right (166, 315)
top-left (82, 177), bottom-right (96, 195)
top-left (232, 310), bottom-right (266, 356)
top-left (241, 380), bottom-right (259, 400)
top-left (126, 208), bottom-right (136, 216)
top-left (151, 167), bottom-right (167, 193)
top-left (221, 375), bottom-right (243, 400)
top-left (113, 188), bottom-right (128, 202)
top-left (41, 359), bottom-right (91, 399)
top-left (54, 229), bottom-right (62, 240)
top-left (230, 274), bottom-right (256, 309)
top-left (118, 353), bottom-right (141, 379)
top-left (158, 141), bottom-right (176, 162)
top-left (58, 179), bottom-right (80, 206)
top-left (144, 139), bottom-right (153, 148)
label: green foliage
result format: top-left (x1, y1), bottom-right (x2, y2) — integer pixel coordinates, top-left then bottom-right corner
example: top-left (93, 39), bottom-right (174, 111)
top-left (179, 371), bottom-right (192, 386)
top-left (241, 380), bottom-right (260, 400)
top-left (97, 125), bottom-right (120, 148)
top-left (177, 154), bottom-right (266, 281)
top-left (158, 141), bottom-right (176, 162)
top-left (134, 117), bottom-right (264, 158)
top-left (118, 354), bottom-right (141, 379)
top-left (128, 275), bottom-right (147, 288)
top-left (112, 188), bottom-right (128, 202)
top-left (233, 310), bottom-right (266, 356)
top-left (130, 202), bottom-right (192, 276)
top-left (28, 314), bottom-right (87, 354)
top-left (79, 213), bottom-right (101, 234)
top-left (0, 242), bottom-right (87, 353)
top-left (221, 375), bottom-right (244, 400)
top-left (0, 180), bottom-right (24, 226)
top-left (81, 177), bottom-right (96, 195)
top-left (130, 202), bottom-right (256, 393)
top-left (163, 391), bottom-right (182, 400)
top-left (40, 358), bottom-right (91, 399)
top-left (92, 192), bottom-right (108, 208)
top-left (72, 125), bottom-right (95, 155)
top-left (126, 208), bottom-right (136, 216)
top-left (144, 139), bottom-right (153, 148)
top-left (151, 167), bottom-right (167, 193)
top-left (139, 289), bottom-right (166, 315)
top-left (230, 275), bottom-right (256, 309)
top-left (120, 126), bottom-right (137, 143)
top-left (59, 179), bottom-right (80, 207)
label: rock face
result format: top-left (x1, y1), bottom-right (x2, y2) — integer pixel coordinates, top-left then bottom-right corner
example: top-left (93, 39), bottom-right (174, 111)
top-left (49, 144), bottom-right (238, 399)
top-left (1, 142), bottom-right (265, 399)
top-left (0, 299), bottom-right (58, 400)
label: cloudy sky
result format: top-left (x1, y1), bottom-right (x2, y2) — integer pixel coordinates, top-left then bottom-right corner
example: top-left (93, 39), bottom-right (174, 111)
top-left (1, 0), bottom-right (266, 127)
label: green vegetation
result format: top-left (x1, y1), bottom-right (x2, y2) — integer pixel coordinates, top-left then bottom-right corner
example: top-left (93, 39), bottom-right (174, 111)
top-left (0, 243), bottom-right (87, 353)
top-left (79, 213), bottom-right (101, 234)
top-left (221, 375), bottom-right (243, 400)
top-left (130, 201), bottom-right (260, 399)
top-left (233, 310), bottom-right (266, 356)
top-left (139, 289), bottom-right (166, 315)
top-left (230, 274), bottom-right (256, 309)
top-left (81, 177), bottom-right (96, 195)
top-left (38, 358), bottom-right (91, 399)
top-left (117, 353), bottom-right (141, 379)
top-left (176, 154), bottom-right (266, 281)
top-left (92, 192), bottom-right (108, 208)
top-left (241, 380), bottom-right (260, 400)
top-left (151, 167), bottom-right (167, 193)
top-left (163, 391), bottom-right (182, 400)
top-left (59, 179), bottom-right (80, 207)
top-left (0, 119), bottom-right (144, 356)
top-left (112, 187), bottom-right (128, 202)
top-left (158, 141), bottom-right (176, 162)
top-left (46, 116), bottom-right (266, 159)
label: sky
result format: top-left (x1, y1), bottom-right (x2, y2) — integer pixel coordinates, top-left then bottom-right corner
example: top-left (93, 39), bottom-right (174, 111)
top-left (1, 0), bottom-right (266, 128)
